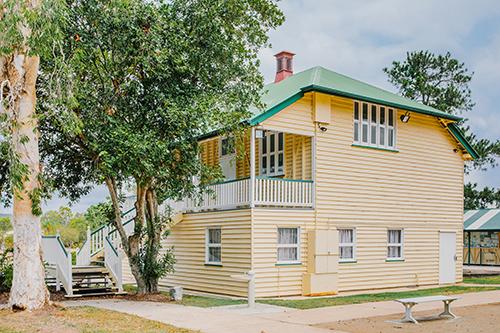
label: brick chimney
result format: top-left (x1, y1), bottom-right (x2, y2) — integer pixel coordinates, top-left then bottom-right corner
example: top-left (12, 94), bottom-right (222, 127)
top-left (274, 51), bottom-right (295, 83)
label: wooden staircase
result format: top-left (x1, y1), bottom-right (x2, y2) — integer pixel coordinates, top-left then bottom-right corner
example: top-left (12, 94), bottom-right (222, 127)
top-left (69, 265), bottom-right (125, 297)
top-left (45, 264), bottom-right (125, 297)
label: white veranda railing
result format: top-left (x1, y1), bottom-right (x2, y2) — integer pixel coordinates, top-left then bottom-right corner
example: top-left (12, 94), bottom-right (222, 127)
top-left (42, 235), bottom-right (73, 296)
top-left (185, 177), bottom-right (314, 211)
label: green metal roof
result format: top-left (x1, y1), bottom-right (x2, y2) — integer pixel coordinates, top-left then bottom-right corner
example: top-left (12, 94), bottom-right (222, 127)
top-left (249, 66), bottom-right (463, 125)
top-left (248, 66), bottom-right (479, 159)
top-left (464, 209), bottom-right (500, 231)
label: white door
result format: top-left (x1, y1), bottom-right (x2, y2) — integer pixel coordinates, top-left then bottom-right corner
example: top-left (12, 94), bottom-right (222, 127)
top-left (220, 137), bottom-right (236, 180)
top-left (439, 232), bottom-right (456, 284)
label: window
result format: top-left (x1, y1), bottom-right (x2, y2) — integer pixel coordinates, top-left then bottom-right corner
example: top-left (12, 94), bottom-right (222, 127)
top-left (261, 131), bottom-right (284, 176)
top-left (220, 137), bottom-right (235, 157)
top-left (387, 229), bottom-right (403, 260)
top-left (206, 228), bottom-right (222, 264)
top-left (353, 101), bottom-right (396, 149)
top-left (277, 227), bottom-right (300, 263)
top-left (339, 229), bottom-right (356, 261)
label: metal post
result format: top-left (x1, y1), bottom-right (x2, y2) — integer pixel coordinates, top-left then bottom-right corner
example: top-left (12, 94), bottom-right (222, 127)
top-left (250, 127), bottom-right (256, 208)
top-left (247, 270), bottom-right (255, 308)
top-left (467, 231), bottom-right (471, 265)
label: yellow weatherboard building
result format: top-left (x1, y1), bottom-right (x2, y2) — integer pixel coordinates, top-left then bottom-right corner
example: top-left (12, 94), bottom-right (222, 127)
top-left (123, 51), bottom-right (477, 297)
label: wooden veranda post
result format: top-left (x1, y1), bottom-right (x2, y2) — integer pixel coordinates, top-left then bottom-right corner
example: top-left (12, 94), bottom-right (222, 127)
top-left (250, 127), bottom-right (256, 208)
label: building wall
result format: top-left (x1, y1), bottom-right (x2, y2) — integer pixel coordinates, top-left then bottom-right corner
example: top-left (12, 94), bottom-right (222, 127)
top-left (258, 92), bottom-right (465, 294)
top-left (159, 209), bottom-right (252, 296)
top-left (122, 92), bottom-right (465, 297)
top-left (252, 208), bottom-right (315, 297)
top-left (200, 130), bottom-right (311, 180)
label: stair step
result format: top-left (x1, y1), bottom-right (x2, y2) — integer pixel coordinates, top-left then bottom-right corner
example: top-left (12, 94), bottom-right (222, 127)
top-left (72, 287), bottom-right (117, 293)
top-left (65, 291), bottom-right (127, 298)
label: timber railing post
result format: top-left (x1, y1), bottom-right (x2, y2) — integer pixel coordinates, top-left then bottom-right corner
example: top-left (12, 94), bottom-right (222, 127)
top-left (250, 127), bottom-right (256, 208)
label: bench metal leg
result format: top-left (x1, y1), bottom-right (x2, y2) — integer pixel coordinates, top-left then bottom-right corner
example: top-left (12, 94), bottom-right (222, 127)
top-left (401, 303), bottom-right (419, 324)
top-left (438, 300), bottom-right (457, 319)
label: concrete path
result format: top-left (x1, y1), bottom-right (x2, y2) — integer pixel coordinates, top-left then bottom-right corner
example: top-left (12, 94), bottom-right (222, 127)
top-left (463, 265), bottom-right (500, 275)
top-left (64, 290), bottom-right (500, 333)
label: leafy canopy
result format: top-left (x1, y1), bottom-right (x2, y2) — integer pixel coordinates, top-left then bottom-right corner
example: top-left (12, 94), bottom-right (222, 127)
top-left (383, 51), bottom-right (474, 115)
top-left (40, 0), bottom-right (285, 202)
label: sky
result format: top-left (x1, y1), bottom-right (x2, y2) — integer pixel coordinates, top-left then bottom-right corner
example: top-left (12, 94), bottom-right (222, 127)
top-left (1, 0), bottom-right (499, 214)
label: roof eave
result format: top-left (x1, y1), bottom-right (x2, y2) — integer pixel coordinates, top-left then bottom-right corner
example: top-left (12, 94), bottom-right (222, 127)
top-left (447, 123), bottom-right (480, 160)
top-left (301, 84), bottom-right (463, 122)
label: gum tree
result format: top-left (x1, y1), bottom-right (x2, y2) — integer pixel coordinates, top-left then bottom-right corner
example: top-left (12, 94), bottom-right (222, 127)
top-left (0, 0), bottom-right (65, 310)
top-left (39, 0), bottom-right (284, 293)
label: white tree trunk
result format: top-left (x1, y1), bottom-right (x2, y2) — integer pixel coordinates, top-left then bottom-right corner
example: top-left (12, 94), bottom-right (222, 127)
top-left (6, 54), bottom-right (49, 310)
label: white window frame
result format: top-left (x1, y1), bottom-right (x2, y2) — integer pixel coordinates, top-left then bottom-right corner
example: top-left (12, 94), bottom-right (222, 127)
top-left (260, 131), bottom-right (284, 177)
top-left (353, 101), bottom-right (397, 150)
top-left (387, 229), bottom-right (404, 260)
top-left (276, 227), bottom-right (300, 264)
top-left (338, 228), bottom-right (356, 262)
top-left (205, 227), bottom-right (222, 265)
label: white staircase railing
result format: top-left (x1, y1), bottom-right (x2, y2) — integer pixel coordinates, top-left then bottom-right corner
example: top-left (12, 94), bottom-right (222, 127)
top-left (42, 235), bottom-right (73, 296)
top-left (76, 207), bottom-right (135, 265)
top-left (76, 227), bottom-right (91, 266)
top-left (104, 236), bottom-right (123, 292)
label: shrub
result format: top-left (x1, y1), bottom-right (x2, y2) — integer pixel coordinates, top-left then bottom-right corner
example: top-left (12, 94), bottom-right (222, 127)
top-left (0, 249), bottom-right (13, 292)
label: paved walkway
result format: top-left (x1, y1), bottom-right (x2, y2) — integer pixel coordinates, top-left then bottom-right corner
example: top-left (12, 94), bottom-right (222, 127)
top-left (64, 290), bottom-right (500, 333)
top-left (463, 265), bottom-right (500, 275)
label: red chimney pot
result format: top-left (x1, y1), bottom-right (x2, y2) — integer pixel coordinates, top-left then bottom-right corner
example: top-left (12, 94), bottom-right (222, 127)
top-left (274, 51), bottom-right (295, 83)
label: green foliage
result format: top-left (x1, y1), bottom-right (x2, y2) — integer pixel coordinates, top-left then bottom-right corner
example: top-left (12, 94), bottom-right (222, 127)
top-left (84, 201), bottom-right (114, 230)
top-left (0, 217), bottom-right (11, 234)
top-left (41, 204), bottom-right (110, 248)
top-left (0, 249), bottom-right (13, 292)
top-left (38, 0), bottom-right (283, 292)
top-left (0, 0), bottom-right (67, 57)
top-left (464, 182), bottom-right (500, 210)
top-left (383, 51), bottom-right (474, 115)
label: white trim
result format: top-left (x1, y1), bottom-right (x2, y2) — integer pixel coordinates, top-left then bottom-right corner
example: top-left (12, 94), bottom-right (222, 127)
top-left (276, 227), bottom-right (301, 264)
top-left (260, 131), bottom-right (285, 177)
top-left (205, 227), bottom-right (222, 264)
top-left (338, 228), bottom-right (356, 262)
top-left (387, 228), bottom-right (404, 260)
top-left (250, 127), bottom-right (256, 208)
top-left (353, 101), bottom-right (396, 150)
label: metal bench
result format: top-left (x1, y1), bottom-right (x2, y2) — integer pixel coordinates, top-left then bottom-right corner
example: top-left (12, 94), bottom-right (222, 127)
top-left (394, 295), bottom-right (459, 324)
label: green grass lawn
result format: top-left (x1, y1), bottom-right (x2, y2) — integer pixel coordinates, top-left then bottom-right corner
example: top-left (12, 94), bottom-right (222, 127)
top-left (125, 284), bottom-right (500, 310)
top-left (123, 284), bottom-right (245, 308)
top-left (463, 275), bottom-right (500, 285)
top-left (258, 285), bottom-right (500, 309)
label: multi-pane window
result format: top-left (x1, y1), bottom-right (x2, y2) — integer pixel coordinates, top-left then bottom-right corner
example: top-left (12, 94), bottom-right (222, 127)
top-left (353, 101), bottom-right (396, 149)
top-left (261, 131), bottom-right (284, 176)
top-left (387, 229), bottom-right (403, 259)
top-left (206, 228), bottom-right (222, 264)
top-left (277, 227), bottom-right (300, 263)
top-left (339, 229), bottom-right (356, 261)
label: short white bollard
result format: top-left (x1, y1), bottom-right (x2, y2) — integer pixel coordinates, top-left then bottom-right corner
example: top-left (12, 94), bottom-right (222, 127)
top-left (230, 270), bottom-right (255, 308)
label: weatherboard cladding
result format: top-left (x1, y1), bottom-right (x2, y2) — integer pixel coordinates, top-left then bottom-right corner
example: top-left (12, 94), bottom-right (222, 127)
top-left (464, 209), bottom-right (500, 231)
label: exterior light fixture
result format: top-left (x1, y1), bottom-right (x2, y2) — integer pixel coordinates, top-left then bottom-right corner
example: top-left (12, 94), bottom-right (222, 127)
top-left (400, 111), bottom-right (411, 123)
top-left (317, 123), bottom-right (328, 132)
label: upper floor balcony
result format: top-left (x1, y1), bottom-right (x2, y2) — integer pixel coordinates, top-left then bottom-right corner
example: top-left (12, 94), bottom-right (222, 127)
top-left (186, 127), bottom-right (314, 212)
